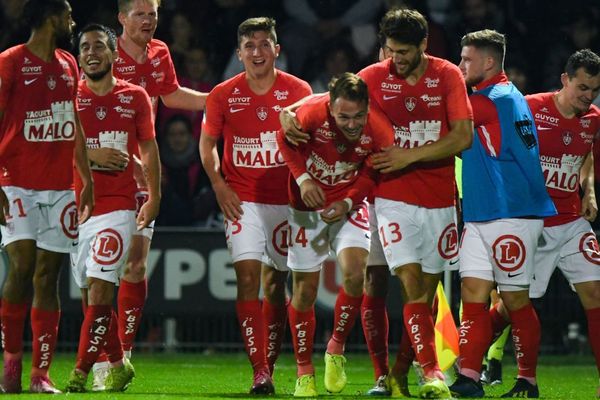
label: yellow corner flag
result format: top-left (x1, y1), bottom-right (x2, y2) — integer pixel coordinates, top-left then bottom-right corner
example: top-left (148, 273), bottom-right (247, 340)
top-left (435, 282), bottom-right (459, 371)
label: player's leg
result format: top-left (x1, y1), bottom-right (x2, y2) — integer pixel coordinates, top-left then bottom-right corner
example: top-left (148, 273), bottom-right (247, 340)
top-left (261, 265), bottom-right (288, 376)
top-left (575, 281), bottom-right (600, 397)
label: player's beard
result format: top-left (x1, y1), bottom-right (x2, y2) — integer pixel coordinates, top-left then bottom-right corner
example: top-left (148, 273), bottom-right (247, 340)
top-left (56, 30), bottom-right (74, 52)
top-left (85, 65), bottom-right (111, 82)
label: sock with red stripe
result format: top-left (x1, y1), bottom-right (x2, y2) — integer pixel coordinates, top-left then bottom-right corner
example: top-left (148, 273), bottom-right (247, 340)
top-left (392, 323), bottom-right (415, 377)
top-left (105, 310), bottom-right (124, 363)
top-left (236, 300), bottom-right (268, 372)
top-left (76, 305), bottom-right (112, 374)
top-left (326, 289), bottom-right (362, 355)
top-left (1, 300), bottom-right (28, 356)
top-left (118, 279), bottom-right (147, 353)
top-left (403, 302), bottom-right (440, 378)
top-left (490, 303), bottom-right (510, 341)
top-left (30, 307), bottom-right (60, 378)
top-left (288, 304), bottom-right (315, 377)
top-left (458, 302), bottom-right (491, 381)
top-left (262, 298), bottom-right (287, 374)
top-left (509, 303), bottom-right (540, 384)
top-left (361, 294), bottom-right (389, 379)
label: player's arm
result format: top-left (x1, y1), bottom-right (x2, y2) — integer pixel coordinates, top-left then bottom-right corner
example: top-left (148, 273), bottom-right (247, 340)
top-left (73, 112), bottom-right (94, 224)
top-left (579, 151), bottom-right (597, 221)
top-left (199, 133), bottom-right (242, 221)
top-left (279, 94), bottom-right (322, 145)
top-left (136, 138), bottom-right (161, 229)
top-left (161, 86), bottom-right (207, 111)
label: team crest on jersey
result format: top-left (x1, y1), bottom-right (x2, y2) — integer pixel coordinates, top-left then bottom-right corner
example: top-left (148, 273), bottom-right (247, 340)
top-left (580, 118), bottom-right (591, 129)
top-left (515, 116), bottom-right (536, 149)
top-left (405, 97), bottom-right (416, 112)
top-left (47, 75), bottom-right (57, 90)
top-left (562, 131), bottom-right (573, 146)
top-left (336, 143), bottom-right (347, 153)
top-left (256, 107), bottom-right (268, 121)
top-left (95, 106), bottom-right (107, 120)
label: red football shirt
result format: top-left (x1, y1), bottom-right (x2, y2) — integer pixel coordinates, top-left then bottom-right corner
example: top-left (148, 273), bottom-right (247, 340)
top-left (527, 92), bottom-right (600, 226)
top-left (358, 56), bottom-right (473, 208)
top-left (114, 38), bottom-right (179, 119)
top-left (76, 80), bottom-right (155, 216)
top-left (277, 94), bottom-right (395, 211)
top-left (202, 70), bottom-right (312, 205)
top-left (0, 44), bottom-right (79, 190)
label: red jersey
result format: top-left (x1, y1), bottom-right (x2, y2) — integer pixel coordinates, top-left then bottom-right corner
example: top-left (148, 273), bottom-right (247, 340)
top-left (202, 70), bottom-right (312, 205)
top-left (358, 56), bottom-right (473, 208)
top-left (0, 44), bottom-right (79, 190)
top-left (527, 92), bottom-right (600, 227)
top-left (114, 38), bottom-right (179, 118)
top-left (277, 95), bottom-right (395, 211)
top-left (76, 80), bottom-right (155, 216)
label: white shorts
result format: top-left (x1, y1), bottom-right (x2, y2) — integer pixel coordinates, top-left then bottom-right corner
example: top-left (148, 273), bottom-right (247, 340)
top-left (132, 190), bottom-right (154, 239)
top-left (287, 202), bottom-right (370, 272)
top-left (225, 202), bottom-right (289, 271)
top-left (374, 198), bottom-right (459, 273)
top-left (530, 218), bottom-right (600, 298)
top-left (0, 186), bottom-right (77, 253)
top-left (459, 219), bottom-right (544, 291)
top-left (367, 203), bottom-right (388, 266)
top-left (70, 210), bottom-right (136, 288)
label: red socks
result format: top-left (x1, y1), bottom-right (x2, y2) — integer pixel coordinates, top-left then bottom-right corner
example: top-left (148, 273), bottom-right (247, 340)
top-left (262, 298), bottom-right (287, 373)
top-left (236, 300), bottom-right (267, 372)
top-left (118, 279), bottom-right (147, 353)
top-left (30, 307), bottom-right (60, 377)
top-left (490, 303), bottom-right (510, 341)
top-left (105, 310), bottom-right (124, 363)
top-left (509, 303), bottom-right (540, 383)
top-left (458, 302), bottom-right (491, 380)
top-left (392, 323), bottom-right (415, 376)
top-left (76, 305), bottom-right (112, 374)
top-left (586, 307), bottom-right (600, 376)
top-left (1, 301), bottom-right (28, 355)
top-left (288, 304), bottom-right (315, 377)
top-left (361, 294), bottom-right (389, 379)
top-left (326, 289), bottom-right (362, 355)
top-left (403, 302), bottom-right (440, 378)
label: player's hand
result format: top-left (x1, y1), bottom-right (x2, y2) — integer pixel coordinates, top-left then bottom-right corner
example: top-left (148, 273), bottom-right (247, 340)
top-left (300, 179), bottom-right (326, 209)
top-left (0, 187), bottom-right (9, 226)
top-left (89, 148), bottom-right (129, 171)
top-left (78, 182), bottom-right (94, 224)
top-left (280, 109), bottom-right (309, 145)
top-left (320, 200), bottom-right (349, 224)
top-left (213, 181), bottom-right (243, 221)
top-left (580, 191), bottom-right (598, 222)
top-left (136, 198), bottom-right (160, 230)
top-left (132, 155), bottom-right (147, 188)
top-left (371, 146), bottom-right (418, 173)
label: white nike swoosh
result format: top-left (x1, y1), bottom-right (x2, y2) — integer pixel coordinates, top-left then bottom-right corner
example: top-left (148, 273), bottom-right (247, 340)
top-left (536, 125), bottom-right (552, 131)
top-left (24, 78), bottom-right (38, 85)
top-left (383, 95), bottom-right (397, 100)
top-left (230, 108), bottom-right (245, 113)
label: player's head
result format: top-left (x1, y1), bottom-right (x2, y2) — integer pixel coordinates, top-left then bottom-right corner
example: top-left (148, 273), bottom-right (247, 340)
top-left (378, 9), bottom-right (428, 78)
top-left (236, 17), bottom-right (280, 79)
top-left (328, 72), bottom-right (369, 142)
top-left (23, 0), bottom-right (75, 50)
top-left (459, 29), bottom-right (505, 87)
top-left (118, 0), bottom-right (160, 47)
top-left (78, 24), bottom-right (118, 82)
top-left (561, 49), bottom-right (600, 114)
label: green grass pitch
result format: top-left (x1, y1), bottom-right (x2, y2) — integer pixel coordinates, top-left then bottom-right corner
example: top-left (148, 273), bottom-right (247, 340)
top-left (9, 352), bottom-right (598, 399)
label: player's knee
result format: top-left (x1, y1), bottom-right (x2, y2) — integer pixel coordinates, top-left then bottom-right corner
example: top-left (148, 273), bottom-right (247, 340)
top-left (125, 259), bottom-right (147, 280)
top-left (364, 267), bottom-right (388, 297)
top-left (294, 284), bottom-right (318, 309)
top-left (342, 270), bottom-right (364, 297)
top-left (32, 266), bottom-right (59, 296)
top-left (236, 274), bottom-right (260, 300)
top-left (263, 281), bottom-right (286, 305)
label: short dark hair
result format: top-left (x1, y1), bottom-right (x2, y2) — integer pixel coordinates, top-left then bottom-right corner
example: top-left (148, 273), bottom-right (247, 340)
top-left (565, 49), bottom-right (600, 78)
top-left (461, 29), bottom-right (506, 65)
top-left (378, 8), bottom-right (428, 47)
top-left (22, 0), bottom-right (69, 29)
top-left (78, 23), bottom-right (118, 51)
top-left (118, 0), bottom-right (160, 13)
top-left (328, 72), bottom-right (369, 106)
top-left (237, 17), bottom-right (277, 47)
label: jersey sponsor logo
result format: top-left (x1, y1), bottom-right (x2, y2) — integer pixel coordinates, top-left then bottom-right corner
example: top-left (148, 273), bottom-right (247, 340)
top-left (271, 220), bottom-right (289, 256)
top-left (315, 122), bottom-right (335, 143)
top-left (151, 71), bottom-right (164, 83)
top-left (24, 101), bottom-right (76, 142)
top-left (46, 75), bottom-right (57, 90)
top-left (383, 94), bottom-right (397, 101)
top-left (21, 65), bottom-right (42, 74)
top-left (61, 73), bottom-right (74, 87)
top-left (438, 223), bottom-right (459, 259)
top-left (306, 152), bottom-right (359, 186)
top-left (381, 82), bottom-right (402, 92)
top-left (420, 94), bottom-right (441, 108)
top-left (394, 120), bottom-right (441, 148)
top-left (256, 106), bottom-right (268, 121)
top-left (348, 203), bottom-right (369, 230)
top-left (92, 228), bottom-right (124, 266)
top-left (355, 146), bottom-right (369, 156)
top-left (492, 234), bottom-right (526, 272)
top-left (425, 77), bottom-right (439, 88)
top-left (273, 90), bottom-right (288, 100)
top-left (360, 135), bottom-right (372, 145)
top-left (405, 97), bottom-right (416, 112)
top-left (535, 112), bottom-right (559, 125)
top-left (150, 57), bottom-right (161, 67)
top-left (541, 153), bottom-right (582, 192)
top-left (229, 107), bottom-right (244, 113)
top-left (233, 131), bottom-right (284, 168)
top-left (60, 201), bottom-right (78, 239)
top-left (95, 106), bottom-right (107, 120)
top-left (24, 78), bottom-right (37, 85)
top-left (114, 105), bottom-right (135, 119)
top-left (580, 118), bottom-right (591, 128)
top-left (271, 105), bottom-right (283, 112)
top-left (116, 65), bottom-right (136, 74)
top-left (536, 125), bottom-right (552, 131)
top-left (515, 117), bottom-right (536, 149)
top-left (118, 93), bottom-right (133, 104)
top-left (579, 232), bottom-right (600, 266)
top-left (579, 131), bottom-right (594, 144)
top-left (78, 97), bottom-right (92, 110)
top-left (507, 271), bottom-right (523, 278)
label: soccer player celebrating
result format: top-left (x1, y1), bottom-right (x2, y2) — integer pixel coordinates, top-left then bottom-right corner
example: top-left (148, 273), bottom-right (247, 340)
top-left (277, 73), bottom-right (394, 397)
top-left (200, 17), bottom-right (311, 394)
top-left (526, 49), bottom-right (600, 398)
top-left (0, 0), bottom-right (94, 393)
top-left (449, 30), bottom-right (556, 398)
top-left (65, 23), bottom-right (160, 393)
